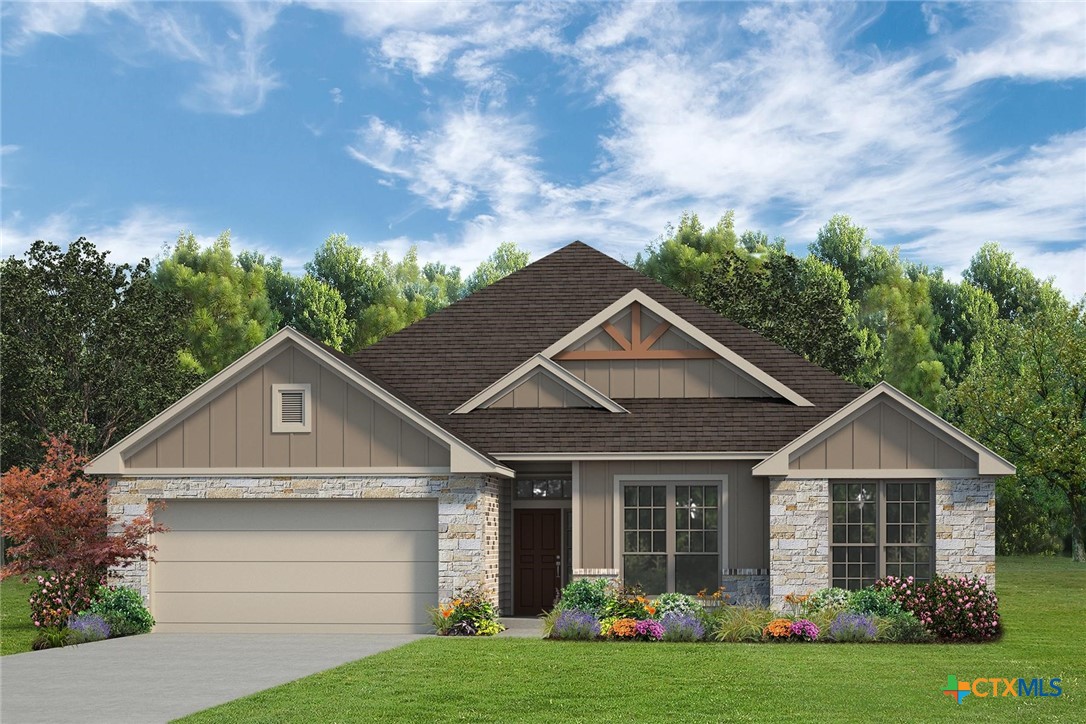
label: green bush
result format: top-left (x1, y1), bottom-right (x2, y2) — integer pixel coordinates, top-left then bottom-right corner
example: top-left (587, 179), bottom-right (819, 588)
top-left (655, 592), bottom-right (702, 619)
top-left (711, 606), bottom-right (776, 642)
top-left (877, 610), bottom-right (934, 643)
top-left (86, 585), bottom-right (154, 636)
top-left (556, 578), bottom-right (613, 616)
top-left (601, 583), bottom-right (654, 620)
top-left (848, 586), bottom-right (901, 617)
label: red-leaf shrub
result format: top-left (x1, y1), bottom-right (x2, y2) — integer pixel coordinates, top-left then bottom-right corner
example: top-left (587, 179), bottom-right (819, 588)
top-left (28, 572), bottom-right (103, 629)
top-left (875, 575), bottom-right (1001, 641)
top-left (1, 436), bottom-right (165, 586)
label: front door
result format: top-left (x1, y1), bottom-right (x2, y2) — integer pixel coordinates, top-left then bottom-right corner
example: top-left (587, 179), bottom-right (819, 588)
top-left (514, 509), bottom-right (562, 615)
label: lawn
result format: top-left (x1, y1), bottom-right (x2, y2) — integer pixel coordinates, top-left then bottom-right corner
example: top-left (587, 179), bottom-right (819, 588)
top-left (0, 576), bottom-right (38, 656)
top-left (182, 556), bottom-right (1084, 723)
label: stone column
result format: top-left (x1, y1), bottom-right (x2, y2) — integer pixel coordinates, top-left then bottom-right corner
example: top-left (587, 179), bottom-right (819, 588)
top-left (768, 477), bottom-right (829, 609)
top-left (935, 478), bottom-right (996, 588)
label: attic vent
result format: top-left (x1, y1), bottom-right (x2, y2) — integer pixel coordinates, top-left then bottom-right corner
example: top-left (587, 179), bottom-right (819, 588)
top-left (272, 383), bottom-right (311, 433)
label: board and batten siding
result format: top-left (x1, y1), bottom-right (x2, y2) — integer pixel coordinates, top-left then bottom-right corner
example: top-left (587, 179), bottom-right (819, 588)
top-left (487, 370), bottom-right (598, 409)
top-left (575, 460), bottom-right (768, 571)
top-left (790, 399), bottom-right (976, 471)
top-left (124, 344), bottom-right (450, 469)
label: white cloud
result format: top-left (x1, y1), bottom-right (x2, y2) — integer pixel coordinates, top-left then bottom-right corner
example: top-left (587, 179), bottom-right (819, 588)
top-left (347, 110), bottom-right (542, 215)
top-left (1, 0), bottom-right (129, 54)
top-left (0, 145), bottom-right (19, 155)
top-left (330, 87), bottom-right (343, 105)
top-left (945, 3), bottom-right (1086, 89)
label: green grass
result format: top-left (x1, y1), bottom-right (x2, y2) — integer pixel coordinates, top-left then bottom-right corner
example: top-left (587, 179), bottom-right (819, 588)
top-left (0, 576), bottom-right (38, 656)
top-left (180, 556), bottom-right (1084, 723)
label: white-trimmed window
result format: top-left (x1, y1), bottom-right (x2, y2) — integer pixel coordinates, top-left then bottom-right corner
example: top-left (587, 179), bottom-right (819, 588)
top-left (615, 476), bottom-right (727, 594)
top-left (271, 383), bottom-right (311, 433)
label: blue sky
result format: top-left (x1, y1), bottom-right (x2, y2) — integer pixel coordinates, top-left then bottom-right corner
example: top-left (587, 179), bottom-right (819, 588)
top-left (2, 1), bottom-right (1084, 298)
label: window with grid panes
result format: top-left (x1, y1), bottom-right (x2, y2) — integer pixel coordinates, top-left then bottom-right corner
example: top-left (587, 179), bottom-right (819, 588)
top-left (830, 481), bottom-right (934, 590)
top-left (622, 482), bottom-right (721, 594)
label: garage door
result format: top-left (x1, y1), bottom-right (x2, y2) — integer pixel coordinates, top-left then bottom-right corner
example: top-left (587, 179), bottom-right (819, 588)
top-left (150, 499), bottom-right (438, 633)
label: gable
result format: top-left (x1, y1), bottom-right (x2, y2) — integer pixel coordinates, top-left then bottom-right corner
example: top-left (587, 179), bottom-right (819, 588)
top-left (123, 344), bottom-right (450, 470)
top-left (87, 328), bottom-right (512, 477)
top-left (752, 382), bottom-right (1015, 478)
top-left (555, 303), bottom-right (778, 399)
top-left (486, 369), bottom-right (602, 409)
top-left (540, 290), bottom-right (811, 406)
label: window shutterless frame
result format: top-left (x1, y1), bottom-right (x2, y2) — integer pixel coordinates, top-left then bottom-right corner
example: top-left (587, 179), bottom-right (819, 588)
top-left (612, 475), bottom-right (728, 594)
top-left (830, 480), bottom-right (935, 589)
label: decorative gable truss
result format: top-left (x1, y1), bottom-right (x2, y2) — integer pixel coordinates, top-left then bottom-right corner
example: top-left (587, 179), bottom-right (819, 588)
top-left (456, 289), bottom-right (813, 413)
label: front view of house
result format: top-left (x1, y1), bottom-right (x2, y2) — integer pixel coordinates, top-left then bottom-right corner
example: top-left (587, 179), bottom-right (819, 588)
top-left (88, 242), bottom-right (1012, 632)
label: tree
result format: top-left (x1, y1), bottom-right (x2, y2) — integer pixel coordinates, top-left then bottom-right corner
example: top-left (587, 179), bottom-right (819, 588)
top-left (964, 242), bottom-right (1044, 320)
top-left (464, 241), bottom-right (531, 295)
top-left (1, 436), bottom-right (165, 581)
top-left (695, 249), bottom-right (877, 385)
top-left (948, 288), bottom-right (1086, 561)
top-left (809, 214), bottom-right (900, 303)
top-left (154, 231), bottom-right (278, 376)
top-left (633, 212), bottom-right (740, 294)
top-left (1, 239), bottom-right (199, 468)
top-left (306, 234), bottom-right (388, 328)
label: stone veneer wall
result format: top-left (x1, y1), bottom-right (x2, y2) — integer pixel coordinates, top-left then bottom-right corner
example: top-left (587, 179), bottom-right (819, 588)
top-left (768, 478), bottom-right (829, 608)
top-left (107, 474), bottom-right (503, 606)
top-left (721, 572), bottom-right (770, 606)
top-left (936, 478), bottom-right (996, 588)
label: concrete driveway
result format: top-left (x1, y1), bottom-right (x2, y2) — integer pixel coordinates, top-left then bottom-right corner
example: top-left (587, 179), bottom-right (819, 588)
top-left (0, 633), bottom-right (420, 724)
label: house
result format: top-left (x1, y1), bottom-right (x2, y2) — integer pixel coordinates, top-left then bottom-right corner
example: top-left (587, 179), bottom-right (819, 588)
top-left (87, 242), bottom-right (1012, 633)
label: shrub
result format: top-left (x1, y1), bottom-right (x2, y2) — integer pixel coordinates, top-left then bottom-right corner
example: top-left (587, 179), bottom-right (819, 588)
top-left (599, 616), bottom-right (618, 637)
top-left (67, 613), bottom-right (111, 643)
top-left (430, 586), bottom-right (505, 636)
top-left (656, 592), bottom-right (702, 618)
top-left (540, 607), bottom-right (563, 638)
top-left (602, 583), bottom-right (655, 620)
top-left (878, 610), bottom-right (934, 643)
top-left (712, 606), bottom-right (776, 642)
top-left (848, 586), bottom-right (902, 617)
top-left (790, 619), bottom-right (820, 642)
top-left (660, 612), bottom-right (705, 642)
top-left (876, 574), bottom-right (1000, 641)
top-left (552, 610), bottom-right (600, 640)
top-left (29, 572), bottom-right (101, 630)
top-left (805, 587), bottom-right (851, 613)
top-left (556, 578), bottom-right (612, 616)
top-left (828, 612), bottom-right (877, 642)
top-left (762, 618), bottom-right (794, 640)
top-left (86, 585), bottom-right (154, 637)
top-left (608, 618), bottom-right (639, 639)
top-left (32, 626), bottom-right (73, 650)
top-left (635, 618), bottom-right (664, 641)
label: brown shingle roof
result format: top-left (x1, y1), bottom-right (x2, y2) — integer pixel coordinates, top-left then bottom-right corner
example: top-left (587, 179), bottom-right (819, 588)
top-left (351, 241), bottom-right (863, 454)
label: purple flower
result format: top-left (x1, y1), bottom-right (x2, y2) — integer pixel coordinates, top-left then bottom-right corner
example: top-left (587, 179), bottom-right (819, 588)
top-left (660, 612), bottom-right (704, 642)
top-left (790, 618), bottom-right (820, 642)
top-left (67, 613), bottom-right (110, 642)
top-left (828, 612), bottom-right (877, 642)
top-left (635, 618), bottom-right (664, 641)
top-left (553, 609), bottom-right (601, 640)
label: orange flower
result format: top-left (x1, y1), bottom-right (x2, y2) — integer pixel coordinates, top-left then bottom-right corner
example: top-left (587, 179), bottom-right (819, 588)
top-left (442, 609), bottom-right (452, 618)
top-left (645, 605), bottom-right (657, 616)
top-left (610, 618), bottom-right (639, 638)
top-left (453, 599), bottom-right (462, 606)
top-left (763, 618), bottom-right (793, 639)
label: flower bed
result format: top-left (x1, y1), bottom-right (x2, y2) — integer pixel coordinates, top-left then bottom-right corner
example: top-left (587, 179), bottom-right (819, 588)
top-left (29, 579), bottom-right (155, 650)
top-left (430, 587), bottom-right (506, 636)
top-left (541, 575), bottom-right (999, 644)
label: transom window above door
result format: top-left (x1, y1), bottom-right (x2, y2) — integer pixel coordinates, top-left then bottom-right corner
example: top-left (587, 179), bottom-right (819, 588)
top-left (618, 478), bottom-right (725, 595)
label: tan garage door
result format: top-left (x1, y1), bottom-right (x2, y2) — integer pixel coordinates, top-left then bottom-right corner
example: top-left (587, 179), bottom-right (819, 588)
top-left (150, 499), bottom-right (438, 633)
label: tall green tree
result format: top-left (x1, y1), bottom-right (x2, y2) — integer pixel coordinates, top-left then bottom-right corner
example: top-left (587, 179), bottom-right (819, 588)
top-left (154, 232), bottom-right (277, 376)
top-left (695, 249), bottom-right (877, 385)
top-left (1, 239), bottom-right (199, 467)
top-left (808, 214), bottom-right (900, 303)
top-left (633, 212), bottom-right (740, 293)
top-left (464, 241), bottom-right (531, 295)
top-left (964, 242), bottom-right (1044, 320)
top-left (948, 288), bottom-right (1086, 561)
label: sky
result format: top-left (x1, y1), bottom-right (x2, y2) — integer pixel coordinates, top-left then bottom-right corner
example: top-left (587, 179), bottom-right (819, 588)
top-left (2, 1), bottom-right (1084, 299)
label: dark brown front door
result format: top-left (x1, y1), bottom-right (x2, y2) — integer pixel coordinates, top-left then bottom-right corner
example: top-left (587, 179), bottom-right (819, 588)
top-left (514, 509), bottom-right (562, 615)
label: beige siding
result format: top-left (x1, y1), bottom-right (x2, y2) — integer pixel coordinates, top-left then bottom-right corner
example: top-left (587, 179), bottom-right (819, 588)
top-left (560, 358), bottom-right (776, 399)
top-left (790, 400), bottom-right (976, 471)
top-left (151, 499), bottom-right (437, 633)
top-left (575, 460), bottom-right (768, 571)
top-left (486, 370), bottom-right (600, 409)
top-left (124, 342), bottom-right (450, 470)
